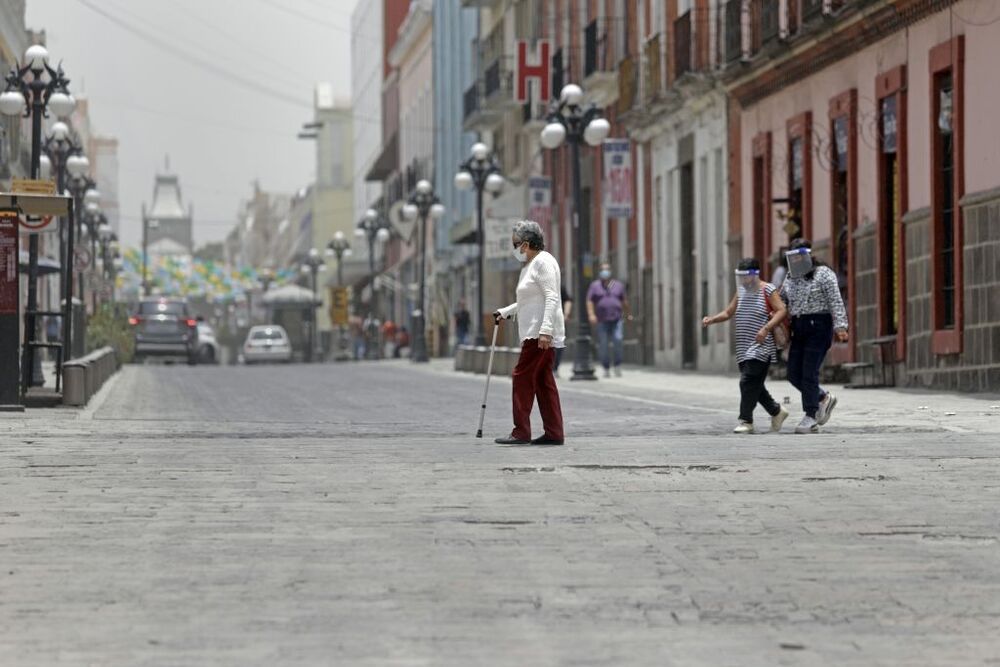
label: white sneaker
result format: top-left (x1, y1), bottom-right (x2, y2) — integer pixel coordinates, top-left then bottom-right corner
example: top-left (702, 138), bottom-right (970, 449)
top-left (771, 407), bottom-right (789, 432)
top-left (817, 393), bottom-right (838, 426)
top-left (603, 368), bottom-right (611, 378)
top-left (733, 421), bottom-right (754, 434)
top-left (613, 366), bottom-right (622, 377)
top-left (794, 416), bottom-right (819, 434)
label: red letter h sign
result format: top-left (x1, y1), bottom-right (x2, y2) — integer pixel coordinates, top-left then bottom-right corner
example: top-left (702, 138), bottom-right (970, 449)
top-left (516, 40), bottom-right (551, 104)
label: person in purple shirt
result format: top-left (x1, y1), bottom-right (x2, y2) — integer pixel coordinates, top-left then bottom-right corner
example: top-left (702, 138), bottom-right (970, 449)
top-left (586, 262), bottom-right (632, 377)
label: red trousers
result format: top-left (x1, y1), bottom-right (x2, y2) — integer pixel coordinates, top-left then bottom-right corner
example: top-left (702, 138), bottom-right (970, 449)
top-left (510, 339), bottom-right (564, 441)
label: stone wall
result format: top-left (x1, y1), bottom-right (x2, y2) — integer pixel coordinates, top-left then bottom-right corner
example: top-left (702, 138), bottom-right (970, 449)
top-left (852, 221), bottom-right (879, 365)
top-left (902, 189), bottom-right (1000, 390)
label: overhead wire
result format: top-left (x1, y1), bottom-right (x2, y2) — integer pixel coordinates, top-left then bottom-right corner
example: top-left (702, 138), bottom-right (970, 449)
top-left (75, 0), bottom-right (312, 111)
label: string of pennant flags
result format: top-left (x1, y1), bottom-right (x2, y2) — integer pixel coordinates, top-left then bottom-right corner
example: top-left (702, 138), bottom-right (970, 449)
top-left (118, 248), bottom-right (297, 301)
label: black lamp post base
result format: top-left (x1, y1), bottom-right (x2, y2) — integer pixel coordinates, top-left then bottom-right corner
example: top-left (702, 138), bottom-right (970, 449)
top-left (570, 333), bottom-right (598, 381)
top-left (411, 315), bottom-right (429, 363)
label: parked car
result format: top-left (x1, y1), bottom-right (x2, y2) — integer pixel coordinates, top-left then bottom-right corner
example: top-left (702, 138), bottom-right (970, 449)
top-left (130, 297), bottom-right (199, 365)
top-left (242, 325), bottom-right (292, 364)
top-left (196, 318), bottom-right (220, 364)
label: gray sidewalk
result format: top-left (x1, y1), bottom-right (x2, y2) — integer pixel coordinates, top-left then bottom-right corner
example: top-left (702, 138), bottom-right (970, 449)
top-left (437, 358), bottom-right (1000, 436)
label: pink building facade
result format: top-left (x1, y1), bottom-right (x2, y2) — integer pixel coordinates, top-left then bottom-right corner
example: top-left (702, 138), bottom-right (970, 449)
top-left (727, 0), bottom-right (1000, 390)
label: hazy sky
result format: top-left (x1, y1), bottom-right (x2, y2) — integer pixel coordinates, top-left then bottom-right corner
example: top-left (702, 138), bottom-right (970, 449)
top-left (25, 0), bottom-right (361, 251)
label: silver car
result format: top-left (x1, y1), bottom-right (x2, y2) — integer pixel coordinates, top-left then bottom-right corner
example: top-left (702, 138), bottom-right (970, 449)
top-left (242, 325), bottom-right (293, 364)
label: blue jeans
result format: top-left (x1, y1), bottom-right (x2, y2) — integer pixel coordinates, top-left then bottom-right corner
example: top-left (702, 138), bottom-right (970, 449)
top-left (595, 319), bottom-right (624, 369)
top-left (787, 314), bottom-right (833, 418)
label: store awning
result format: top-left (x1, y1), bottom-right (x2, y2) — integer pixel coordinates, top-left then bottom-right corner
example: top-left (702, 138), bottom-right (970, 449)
top-left (365, 132), bottom-right (399, 182)
top-left (449, 215), bottom-right (480, 245)
top-left (18, 250), bottom-right (60, 275)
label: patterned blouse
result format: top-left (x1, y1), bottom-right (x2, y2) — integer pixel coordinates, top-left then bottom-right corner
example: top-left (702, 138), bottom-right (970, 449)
top-left (781, 265), bottom-right (849, 331)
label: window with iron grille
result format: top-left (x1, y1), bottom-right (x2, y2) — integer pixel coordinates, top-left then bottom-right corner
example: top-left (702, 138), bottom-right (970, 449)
top-left (935, 71), bottom-right (956, 329)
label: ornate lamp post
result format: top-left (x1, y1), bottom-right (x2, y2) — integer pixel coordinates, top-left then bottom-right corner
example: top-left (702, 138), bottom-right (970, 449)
top-left (325, 231), bottom-right (352, 361)
top-left (1, 44), bottom-right (76, 390)
top-left (454, 142), bottom-right (504, 346)
top-left (97, 223), bottom-right (118, 305)
top-left (357, 208), bottom-right (391, 359)
top-left (540, 83), bottom-right (611, 381)
top-left (402, 179), bottom-right (445, 363)
top-left (300, 247), bottom-right (326, 363)
top-left (42, 122), bottom-right (88, 361)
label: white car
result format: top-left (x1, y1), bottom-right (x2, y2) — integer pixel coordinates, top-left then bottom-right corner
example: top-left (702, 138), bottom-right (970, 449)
top-left (196, 320), bottom-right (220, 364)
top-left (242, 325), bottom-right (293, 364)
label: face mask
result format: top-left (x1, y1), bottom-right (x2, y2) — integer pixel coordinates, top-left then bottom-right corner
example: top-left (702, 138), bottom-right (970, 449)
top-left (599, 270), bottom-right (612, 280)
top-left (785, 248), bottom-right (813, 279)
top-left (734, 269), bottom-right (761, 294)
top-left (512, 244), bottom-right (527, 263)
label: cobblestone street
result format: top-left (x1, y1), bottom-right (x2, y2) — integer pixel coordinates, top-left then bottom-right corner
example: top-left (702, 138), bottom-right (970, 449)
top-left (1, 361), bottom-right (999, 666)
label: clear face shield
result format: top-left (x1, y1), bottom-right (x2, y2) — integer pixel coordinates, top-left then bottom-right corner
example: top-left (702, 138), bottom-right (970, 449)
top-left (785, 247), bottom-right (814, 279)
top-left (734, 269), bottom-right (761, 295)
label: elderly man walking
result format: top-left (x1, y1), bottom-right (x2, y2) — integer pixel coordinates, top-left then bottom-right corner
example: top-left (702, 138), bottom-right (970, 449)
top-left (493, 220), bottom-right (565, 446)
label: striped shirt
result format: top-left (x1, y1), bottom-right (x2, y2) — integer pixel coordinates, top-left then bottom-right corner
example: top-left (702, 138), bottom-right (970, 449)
top-left (735, 282), bottom-right (777, 363)
top-left (781, 265), bottom-right (849, 331)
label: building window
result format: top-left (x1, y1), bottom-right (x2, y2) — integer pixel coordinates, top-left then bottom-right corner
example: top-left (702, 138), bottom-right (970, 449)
top-left (829, 88), bottom-right (857, 360)
top-left (878, 95), bottom-right (901, 335)
top-left (929, 36), bottom-right (964, 354)
top-left (786, 112), bottom-right (811, 244)
top-left (874, 66), bottom-right (908, 358)
top-left (936, 73), bottom-right (956, 328)
top-left (751, 132), bottom-right (771, 276)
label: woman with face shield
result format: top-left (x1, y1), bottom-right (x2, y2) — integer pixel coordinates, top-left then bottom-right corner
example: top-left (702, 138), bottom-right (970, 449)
top-left (492, 220), bottom-right (566, 445)
top-left (702, 258), bottom-right (789, 434)
top-left (780, 238), bottom-right (850, 433)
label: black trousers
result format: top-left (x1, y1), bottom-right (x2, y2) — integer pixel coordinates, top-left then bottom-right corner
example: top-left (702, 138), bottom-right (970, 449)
top-left (738, 359), bottom-right (781, 423)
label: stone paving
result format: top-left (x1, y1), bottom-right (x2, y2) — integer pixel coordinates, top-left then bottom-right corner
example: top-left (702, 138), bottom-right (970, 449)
top-left (0, 361), bottom-right (998, 666)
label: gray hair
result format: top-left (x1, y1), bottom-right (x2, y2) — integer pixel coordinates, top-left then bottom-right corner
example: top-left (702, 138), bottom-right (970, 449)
top-left (512, 219), bottom-right (545, 250)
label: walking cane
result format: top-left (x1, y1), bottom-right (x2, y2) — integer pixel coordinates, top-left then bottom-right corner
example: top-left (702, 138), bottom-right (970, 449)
top-left (475, 321), bottom-right (501, 439)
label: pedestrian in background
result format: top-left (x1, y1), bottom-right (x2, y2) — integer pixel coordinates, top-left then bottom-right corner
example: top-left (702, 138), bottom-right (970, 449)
top-left (703, 258), bottom-right (789, 434)
top-left (45, 315), bottom-right (61, 361)
top-left (454, 299), bottom-right (471, 348)
top-left (493, 220), bottom-right (565, 445)
top-left (552, 285), bottom-right (572, 377)
top-left (781, 238), bottom-right (849, 434)
top-left (586, 262), bottom-right (632, 377)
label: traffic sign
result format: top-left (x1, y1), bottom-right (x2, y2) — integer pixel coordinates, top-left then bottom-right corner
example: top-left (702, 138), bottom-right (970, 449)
top-left (330, 287), bottom-right (349, 326)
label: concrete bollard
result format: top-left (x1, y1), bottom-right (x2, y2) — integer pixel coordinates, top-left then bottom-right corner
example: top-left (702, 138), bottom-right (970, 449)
top-left (62, 362), bottom-right (88, 406)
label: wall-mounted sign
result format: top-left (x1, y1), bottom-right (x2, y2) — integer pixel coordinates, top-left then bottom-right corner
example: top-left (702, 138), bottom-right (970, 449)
top-left (516, 40), bottom-right (551, 104)
top-left (603, 139), bottom-right (633, 219)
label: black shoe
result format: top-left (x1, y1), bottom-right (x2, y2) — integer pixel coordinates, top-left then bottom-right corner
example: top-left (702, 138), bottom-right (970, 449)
top-left (495, 436), bottom-right (531, 445)
top-left (530, 436), bottom-right (564, 445)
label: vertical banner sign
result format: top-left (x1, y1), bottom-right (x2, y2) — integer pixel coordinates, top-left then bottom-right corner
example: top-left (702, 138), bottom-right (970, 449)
top-left (603, 139), bottom-right (634, 218)
top-left (527, 176), bottom-right (552, 239)
top-left (0, 209), bottom-right (21, 407)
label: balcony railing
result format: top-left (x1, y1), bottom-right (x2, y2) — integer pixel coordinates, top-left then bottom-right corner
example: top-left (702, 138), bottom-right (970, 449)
top-left (483, 57), bottom-right (513, 100)
top-left (463, 81), bottom-right (479, 121)
top-left (674, 11), bottom-right (692, 78)
top-left (584, 17), bottom-right (627, 78)
top-left (760, 0), bottom-right (780, 45)
top-left (802, 0), bottom-right (823, 21)
top-left (725, 1), bottom-right (743, 63)
top-left (644, 34), bottom-right (662, 101)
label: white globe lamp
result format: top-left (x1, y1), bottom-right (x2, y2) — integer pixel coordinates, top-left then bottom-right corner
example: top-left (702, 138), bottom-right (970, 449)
top-left (540, 122), bottom-right (566, 149)
top-left (583, 117), bottom-right (611, 147)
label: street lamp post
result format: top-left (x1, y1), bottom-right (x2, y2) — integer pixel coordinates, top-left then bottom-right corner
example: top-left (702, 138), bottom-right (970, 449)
top-left (43, 124), bottom-right (88, 364)
top-left (1, 44), bottom-right (77, 390)
top-left (357, 208), bottom-right (391, 359)
top-left (540, 83), bottom-right (611, 382)
top-left (300, 248), bottom-right (325, 363)
top-left (454, 142), bottom-right (504, 346)
top-left (402, 179), bottom-right (445, 363)
top-left (325, 231), bottom-right (352, 361)
top-left (97, 223), bottom-right (117, 305)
